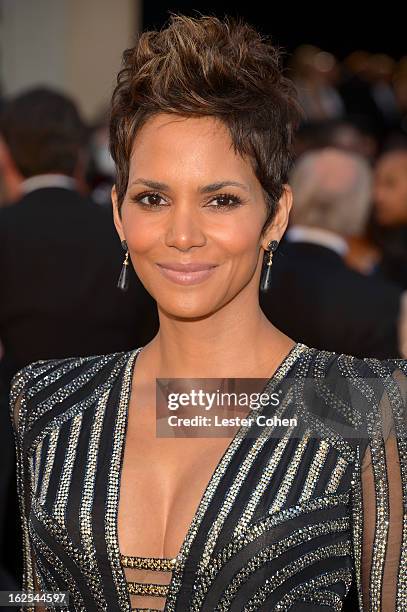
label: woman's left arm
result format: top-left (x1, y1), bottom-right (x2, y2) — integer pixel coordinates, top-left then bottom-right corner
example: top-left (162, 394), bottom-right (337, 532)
top-left (359, 366), bottom-right (407, 611)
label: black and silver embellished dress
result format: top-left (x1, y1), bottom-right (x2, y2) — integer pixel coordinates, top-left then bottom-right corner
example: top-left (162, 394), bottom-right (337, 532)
top-left (9, 342), bottom-right (407, 611)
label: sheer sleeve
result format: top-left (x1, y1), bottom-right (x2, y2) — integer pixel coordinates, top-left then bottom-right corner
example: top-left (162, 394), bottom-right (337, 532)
top-left (9, 364), bottom-right (45, 612)
top-left (355, 361), bottom-right (407, 611)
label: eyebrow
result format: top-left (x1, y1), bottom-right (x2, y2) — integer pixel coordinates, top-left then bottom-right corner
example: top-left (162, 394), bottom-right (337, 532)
top-left (129, 178), bottom-right (250, 193)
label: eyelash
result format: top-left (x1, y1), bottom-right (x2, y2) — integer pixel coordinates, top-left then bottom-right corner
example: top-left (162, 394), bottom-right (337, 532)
top-left (130, 191), bottom-right (244, 210)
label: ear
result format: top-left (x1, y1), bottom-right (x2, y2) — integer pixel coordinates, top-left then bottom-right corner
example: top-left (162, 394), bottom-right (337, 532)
top-left (0, 136), bottom-right (23, 202)
top-left (111, 185), bottom-right (125, 241)
top-left (262, 184), bottom-right (293, 248)
top-left (0, 136), bottom-right (11, 170)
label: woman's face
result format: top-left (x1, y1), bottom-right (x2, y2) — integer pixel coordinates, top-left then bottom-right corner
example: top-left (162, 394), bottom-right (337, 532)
top-left (113, 113), bottom-right (291, 319)
top-left (373, 152), bottom-right (407, 227)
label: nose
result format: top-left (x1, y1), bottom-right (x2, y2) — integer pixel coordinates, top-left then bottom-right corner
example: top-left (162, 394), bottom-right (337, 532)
top-left (164, 200), bottom-right (206, 251)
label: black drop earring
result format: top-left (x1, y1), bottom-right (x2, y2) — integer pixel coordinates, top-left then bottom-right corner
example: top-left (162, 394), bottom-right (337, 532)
top-left (117, 239), bottom-right (130, 292)
top-left (260, 240), bottom-right (279, 293)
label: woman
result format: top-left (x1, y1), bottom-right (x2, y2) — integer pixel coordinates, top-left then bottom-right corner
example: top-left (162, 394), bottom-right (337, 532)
top-left (11, 14), bottom-right (407, 612)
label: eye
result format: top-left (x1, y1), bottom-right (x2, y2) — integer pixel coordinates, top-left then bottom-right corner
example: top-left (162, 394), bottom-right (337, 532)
top-left (131, 192), bottom-right (168, 208)
top-left (206, 193), bottom-right (243, 209)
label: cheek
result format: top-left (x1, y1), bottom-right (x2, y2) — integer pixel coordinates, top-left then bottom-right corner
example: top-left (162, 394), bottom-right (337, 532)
top-left (376, 186), bottom-right (397, 207)
top-left (206, 213), bottom-right (263, 259)
top-left (120, 206), bottom-right (159, 253)
top-left (390, 187), bottom-right (407, 209)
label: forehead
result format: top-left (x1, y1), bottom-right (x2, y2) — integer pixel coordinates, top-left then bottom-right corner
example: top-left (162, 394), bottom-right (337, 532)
top-left (129, 113), bottom-right (256, 185)
top-left (376, 152), bottom-right (407, 176)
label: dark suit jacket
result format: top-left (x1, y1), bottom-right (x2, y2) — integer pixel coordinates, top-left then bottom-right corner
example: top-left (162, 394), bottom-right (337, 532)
top-left (0, 186), bottom-right (158, 382)
top-left (0, 186), bottom-right (158, 589)
top-left (260, 239), bottom-right (402, 359)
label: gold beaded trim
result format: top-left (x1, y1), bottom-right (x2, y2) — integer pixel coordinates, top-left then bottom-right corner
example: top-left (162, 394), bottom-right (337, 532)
top-left (127, 582), bottom-right (169, 597)
top-left (120, 554), bottom-right (178, 571)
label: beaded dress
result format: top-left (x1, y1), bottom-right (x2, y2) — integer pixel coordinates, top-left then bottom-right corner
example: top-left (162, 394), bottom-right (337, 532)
top-left (10, 342), bottom-right (407, 611)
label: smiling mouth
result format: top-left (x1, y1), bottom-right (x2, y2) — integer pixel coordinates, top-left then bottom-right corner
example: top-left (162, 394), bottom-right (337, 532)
top-left (156, 263), bottom-right (218, 285)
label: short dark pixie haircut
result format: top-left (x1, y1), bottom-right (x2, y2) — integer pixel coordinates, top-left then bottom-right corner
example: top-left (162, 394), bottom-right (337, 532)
top-left (109, 14), bottom-right (302, 234)
top-left (0, 87), bottom-right (86, 178)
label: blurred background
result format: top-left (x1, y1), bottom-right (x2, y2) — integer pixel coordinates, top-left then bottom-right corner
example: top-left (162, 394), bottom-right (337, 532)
top-left (2, 1), bottom-right (407, 216)
top-left (0, 0), bottom-right (406, 604)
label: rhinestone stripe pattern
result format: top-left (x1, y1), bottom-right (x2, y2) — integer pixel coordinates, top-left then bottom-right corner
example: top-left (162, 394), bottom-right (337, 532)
top-left (268, 431), bottom-right (311, 513)
top-left (53, 413), bottom-right (82, 525)
top-left (234, 423), bottom-right (296, 533)
top-left (10, 354), bottom-right (129, 611)
top-left (32, 499), bottom-right (108, 610)
top-left (299, 410), bottom-right (355, 463)
top-left (79, 390), bottom-right (111, 610)
top-left (201, 493), bottom-right (350, 578)
top-left (9, 364), bottom-right (36, 608)
top-left (33, 438), bottom-right (43, 496)
top-left (120, 555), bottom-right (178, 571)
top-left (30, 527), bottom-right (86, 611)
top-left (363, 357), bottom-right (407, 610)
top-left (9, 344), bottom-right (407, 611)
top-left (273, 569), bottom-right (353, 611)
top-left (228, 541), bottom-right (352, 612)
top-left (299, 439), bottom-right (330, 503)
top-left (200, 392), bottom-right (304, 571)
top-left (106, 348), bottom-right (141, 612)
top-left (164, 345), bottom-right (309, 611)
top-left (314, 379), bottom-right (363, 427)
top-left (38, 428), bottom-right (59, 505)
top-left (191, 517), bottom-right (351, 610)
top-left (364, 384), bottom-right (390, 611)
top-left (35, 555), bottom-right (61, 601)
top-left (337, 355), bottom-right (376, 404)
top-left (350, 444), bottom-right (364, 609)
top-left (283, 589), bottom-right (343, 611)
top-left (127, 583), bottom-right (169, 597)
top-left (325, 456), bottom-right (349, 494)
top-left (26, 353), bottom-right (129, 456)
top-left (25, 354), bottom-right (118, 428)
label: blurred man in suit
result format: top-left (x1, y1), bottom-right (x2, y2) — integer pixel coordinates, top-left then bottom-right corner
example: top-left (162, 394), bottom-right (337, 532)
top-left (0, 87), bottom-right (158, 381)
top-left (260, 147), bottom-right (403, 359)
top-left (0, 88), bottom-right (158, 589)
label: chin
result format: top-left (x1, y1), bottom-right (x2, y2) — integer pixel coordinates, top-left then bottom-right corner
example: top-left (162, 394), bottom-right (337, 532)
top-left (157, 295), bottom-right (221, 321)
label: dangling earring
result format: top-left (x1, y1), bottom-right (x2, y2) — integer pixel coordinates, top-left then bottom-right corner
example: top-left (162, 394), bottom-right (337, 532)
top-left (260, 240), bottom-right (279, 293)
top-left (117, 239), bottom-right (130, 292)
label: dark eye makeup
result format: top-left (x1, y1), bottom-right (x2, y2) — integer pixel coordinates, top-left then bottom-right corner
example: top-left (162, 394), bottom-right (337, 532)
top-left (129, 191), bottom-right (245, 210)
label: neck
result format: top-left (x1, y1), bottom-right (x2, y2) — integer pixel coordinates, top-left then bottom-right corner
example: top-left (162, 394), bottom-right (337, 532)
top-left (144, 280), bottom-right (294, 379)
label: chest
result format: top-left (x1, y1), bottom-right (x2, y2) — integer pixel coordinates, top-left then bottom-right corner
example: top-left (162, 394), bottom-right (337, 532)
top-left (117, 401), bottom-right (235, 558)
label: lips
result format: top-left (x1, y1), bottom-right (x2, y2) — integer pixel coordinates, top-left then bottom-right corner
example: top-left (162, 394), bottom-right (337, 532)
top-left (156, 262), bottom-right (218, 285)
top-left (157, 262), bottom-right (217, 272)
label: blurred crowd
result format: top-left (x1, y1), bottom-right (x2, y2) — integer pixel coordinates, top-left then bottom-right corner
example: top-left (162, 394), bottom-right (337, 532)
top-left (290, 46), bottom-right (407, 149)
top-left (1, 43), bottom-right (407, 599)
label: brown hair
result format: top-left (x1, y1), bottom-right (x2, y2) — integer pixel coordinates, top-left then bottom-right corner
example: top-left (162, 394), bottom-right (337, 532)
top-left (0, 87), bottom-right (86, 178)
top-left (109, 13), bottom-right (302, 233)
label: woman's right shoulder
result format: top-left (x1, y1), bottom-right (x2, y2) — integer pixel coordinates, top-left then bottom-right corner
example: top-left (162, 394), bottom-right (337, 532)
top-left (9, 349), bottom-right (137, 435)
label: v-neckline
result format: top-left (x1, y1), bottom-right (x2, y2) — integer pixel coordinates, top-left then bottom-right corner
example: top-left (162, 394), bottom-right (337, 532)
top-left (114, 340), bottom-right (308, 611)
